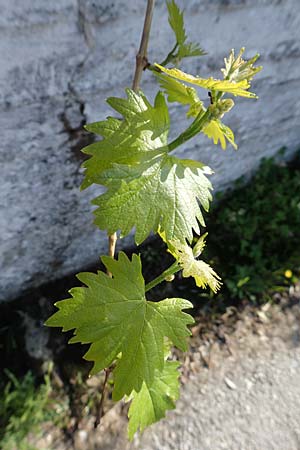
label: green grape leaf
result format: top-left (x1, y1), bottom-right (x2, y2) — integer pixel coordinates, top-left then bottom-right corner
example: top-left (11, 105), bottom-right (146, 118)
top-left (81, 90), bottom-right (169, 189)
top-left (221, 47), bottom-right (262, 83)
top-left (167, 0), bottom-right (187, 45)
top-left (128, 360), bottom-right (180, 440)
top-left (165, 236), bottom-right (222, 292)
top-left (93, 154), bottom-right (213, 245)
top-left (166, 0), bottom-right (206, 62)
top-left (155, 64), bottom-right (258, 98)
top-left (45, 252), bottom-right (193, 401)
top-left (203, 119), bottom-right (237, 150)
top-left (82, 89), bottom-right (213, 244)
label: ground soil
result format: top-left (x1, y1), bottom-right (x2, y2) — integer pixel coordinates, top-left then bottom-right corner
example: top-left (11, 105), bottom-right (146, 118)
top-left (31, 284), bottom-right (300, 450)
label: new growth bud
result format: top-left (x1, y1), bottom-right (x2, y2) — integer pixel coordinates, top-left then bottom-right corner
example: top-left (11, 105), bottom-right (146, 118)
top-left (209, 98), bottom-right (234, 119)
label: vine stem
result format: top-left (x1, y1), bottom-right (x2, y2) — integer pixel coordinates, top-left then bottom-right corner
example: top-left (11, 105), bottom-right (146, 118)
top-left (94, 367), bottom-right (111, 428)
top-left (132, 0), bottom-right (155, 92)
top-left (107, 0), bottom-right (155, 270)
top-left (168, 108), bottom-right (212, 152)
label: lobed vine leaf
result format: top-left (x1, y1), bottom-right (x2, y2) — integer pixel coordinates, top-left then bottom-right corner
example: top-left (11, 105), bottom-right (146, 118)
top-left (81, 90), bottom-right (169, 189)
top-left (85, 116), bottom-right (122, 138)
top-left (46, 252), bottom-right (193, 401)
top-left (93, 154), bottom-right (212, 245)
top-left (82, 89), bottom-right (213, 244)
top-left (128, 360), bottom-right (180, 440)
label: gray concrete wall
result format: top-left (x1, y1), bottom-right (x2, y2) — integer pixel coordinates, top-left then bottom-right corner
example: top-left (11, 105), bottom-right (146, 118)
top-left (1, 0), bottom-right (299, 302)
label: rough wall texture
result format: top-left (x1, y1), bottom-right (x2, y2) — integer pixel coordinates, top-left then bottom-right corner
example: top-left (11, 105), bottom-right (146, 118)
top-left (1, 0), bottom-right (299, 302)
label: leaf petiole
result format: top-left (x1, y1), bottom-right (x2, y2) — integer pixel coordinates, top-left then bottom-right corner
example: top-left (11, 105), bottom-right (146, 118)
top-left (168, 108), bottom-right (212, 151)
top-left (145, 261), bottom-right (181, 292)
top-left (159, 43), bottom-right (179, 67)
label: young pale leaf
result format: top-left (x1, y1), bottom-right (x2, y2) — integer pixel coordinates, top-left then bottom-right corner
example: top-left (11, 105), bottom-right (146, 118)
top-left (166, 0), bottom-right (205, 62)
top-left (192, 232), bottom-right (208, 257)
top-left (81, 90), bottom-right (169, 189)
top-left (155, 64), bottom-right (258, 98)
top-left (167, 238), bottom-right (222, 292)
top-left (185, 257), bottom-right (222, 292)
top-left (156, 73), bottom-right (201, 107)
top-left (203, 119), bottom-right (237, 150)
top-left (128, 360), bottom-right (180, 440)
top-left (45, 252), bottom-right (193, 401)
top-left (93, 154), bottom-right (213, 245)
top-left (221, 48), bottom-right (262, 83)
top-left (155, 73), bottom-right (204, 118)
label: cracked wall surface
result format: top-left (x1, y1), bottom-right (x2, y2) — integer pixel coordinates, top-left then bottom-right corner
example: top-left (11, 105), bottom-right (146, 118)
top-left (1, 0), bottom-right (300, 302)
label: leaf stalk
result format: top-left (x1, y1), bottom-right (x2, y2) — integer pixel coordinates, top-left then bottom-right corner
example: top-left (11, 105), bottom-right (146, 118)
top-left (159, 43), bottom-right (179, 66)
top-left (168, 108), bottom-right (212, 151)
top-left (145, 261), bottom-right (181, 292)
top-left (94, 367), bottom-right (112, 428)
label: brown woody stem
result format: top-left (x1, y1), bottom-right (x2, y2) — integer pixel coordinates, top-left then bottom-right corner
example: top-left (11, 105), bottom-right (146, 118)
top-left (94, 367), bottom-right (111, 428)
top-left (107, 0), bottom-right (155, 270)
top-left (132, 0), bottom-right (155, 92)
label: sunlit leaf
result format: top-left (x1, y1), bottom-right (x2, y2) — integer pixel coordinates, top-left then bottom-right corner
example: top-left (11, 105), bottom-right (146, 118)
top-left (82, 89), bottom-right (213, 244)
top-left (128, 360), bottom-right (180, 439)
top-left (155, 64), bottom-right (258, 98)
top-left (221, 47), bottom-right (262, 83)
top-left (93, 155), bottom-right (213, 244)
top-left (203, 119), bottom-right (237, 150)
top-left (46, 253), bottom-right (193, 401)
top-left (165, 237), bottom-right (222, 292)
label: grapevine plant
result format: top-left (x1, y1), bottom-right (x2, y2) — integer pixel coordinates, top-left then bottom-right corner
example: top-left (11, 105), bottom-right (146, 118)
top-left (46, 0), bottom-right (261, 439)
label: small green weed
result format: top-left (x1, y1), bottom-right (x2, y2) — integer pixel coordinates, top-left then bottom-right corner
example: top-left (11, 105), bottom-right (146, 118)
top-left (0, 366), bottom-right (68, 450)
top-left (203, 150), bottom-right (300, 302)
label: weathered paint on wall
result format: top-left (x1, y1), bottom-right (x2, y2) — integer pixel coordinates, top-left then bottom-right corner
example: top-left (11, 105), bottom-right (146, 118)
top-left (1, 0), bottom-right (299, 301)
